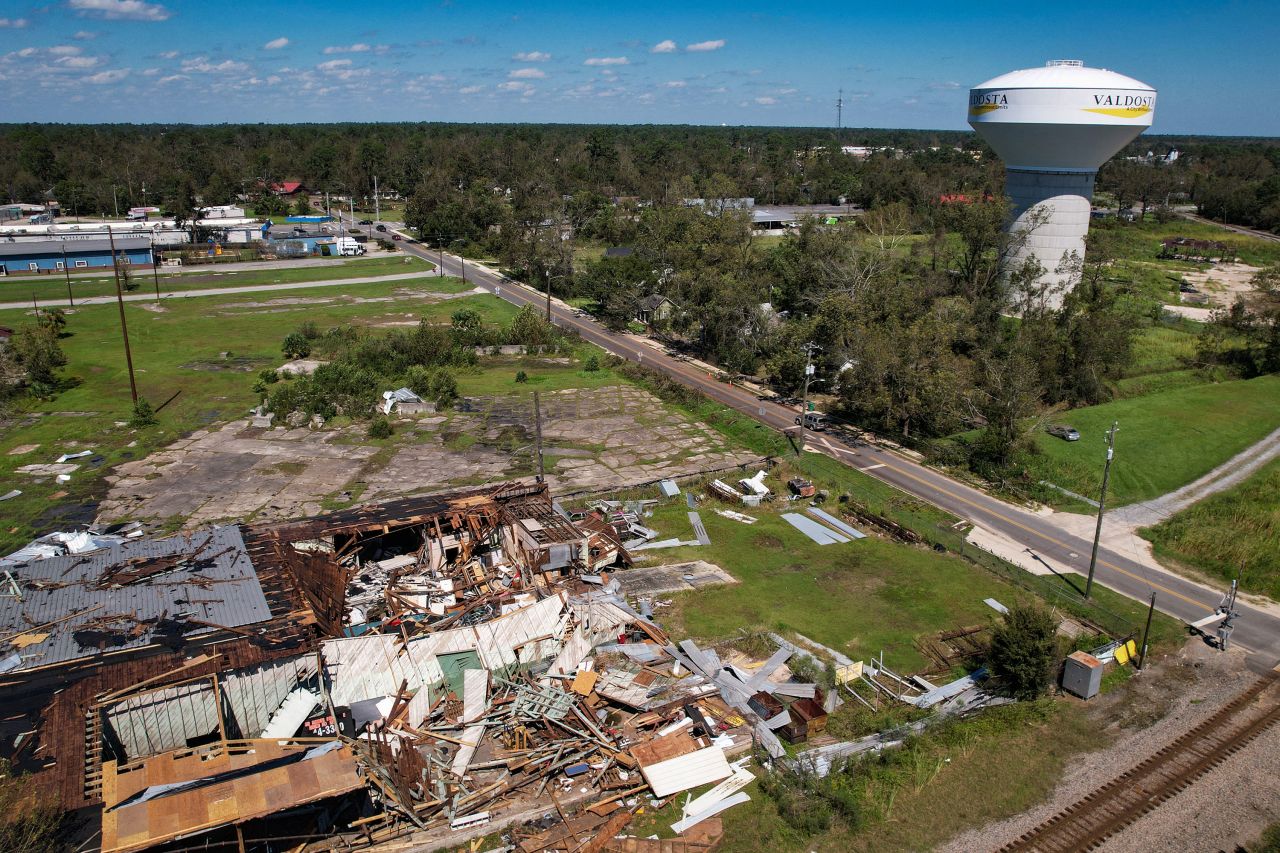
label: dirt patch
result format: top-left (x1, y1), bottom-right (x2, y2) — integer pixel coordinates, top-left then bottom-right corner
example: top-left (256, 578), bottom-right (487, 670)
top-left (1181, 262), bottom-right (1262, 309)
top-left (180, 356), bottom-right (271, 373)
top-left (96, 385), bottom-right (763, 531)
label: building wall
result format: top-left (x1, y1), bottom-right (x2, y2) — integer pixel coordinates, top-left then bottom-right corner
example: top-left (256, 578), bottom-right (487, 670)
top-left (0, 247), bottom-right (153, 273)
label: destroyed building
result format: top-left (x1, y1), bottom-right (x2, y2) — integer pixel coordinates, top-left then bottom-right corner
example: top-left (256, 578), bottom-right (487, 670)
top-left (0, 480), bottom-right (664, 851)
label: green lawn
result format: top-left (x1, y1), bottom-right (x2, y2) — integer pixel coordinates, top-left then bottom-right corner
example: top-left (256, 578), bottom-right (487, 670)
top-left (456, 357), bottom-right (623, 397)
top-left (1022, 374), bottom-right (1280, 508)
top-left (2, 255), bottom-right (433, 302)
top-left (1141, 455), bottom-right (1280, 600)
top-left (0, 276), bottom-right (507, 552)
top-left (653, 500), bottom-right (1018, 672)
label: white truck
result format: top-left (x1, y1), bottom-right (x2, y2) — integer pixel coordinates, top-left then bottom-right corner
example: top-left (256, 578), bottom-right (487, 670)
top-left (333, 237), bottom-right (365, 256)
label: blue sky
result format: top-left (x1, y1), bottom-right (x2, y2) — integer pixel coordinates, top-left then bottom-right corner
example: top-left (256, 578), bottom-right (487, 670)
top-left (1, 0), bottom-right (1277, 134)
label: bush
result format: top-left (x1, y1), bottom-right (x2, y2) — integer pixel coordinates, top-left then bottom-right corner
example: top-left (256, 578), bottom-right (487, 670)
top-left (515, 370), bottom-right (528, 383)
top-left (367, 416), bottom-right (393, 439)
top-left (583, 354), bottom-right (600, 372)
top-left (282, 332), bottom-right (311, 359)
top-left (988, 601), bottom-right (1061, 700)
top-left (297, 321), bottom-right (320, 340)
top-left (425, 369), bottom-right (458, 408)
top-left (129, 398), bottom-right (157, 427)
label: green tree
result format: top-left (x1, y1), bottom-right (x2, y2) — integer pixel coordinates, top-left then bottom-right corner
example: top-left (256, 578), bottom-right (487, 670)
top-left (9, 324), bottom-right (66, 387)
top-left (292, 195), bottom-right (313, 216)
top-left (282, 332), bottom-right (311, 359)
top-left (129, 398), bottom-right (157, 427)
top-left (988, 602), bottom-right (1060, 700)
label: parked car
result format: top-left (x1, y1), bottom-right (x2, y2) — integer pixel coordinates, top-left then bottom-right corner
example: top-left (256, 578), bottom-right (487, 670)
top-left (794, 412), bottom-right (828, 431)
top-left (391, 234), bottom-right (401, 241)
top-left (1047, 424), bottom-right (1080, 441)
top-left (358, 218), bottom-right (373, 225)
top-left (375, 224), bottom-right (388, 232)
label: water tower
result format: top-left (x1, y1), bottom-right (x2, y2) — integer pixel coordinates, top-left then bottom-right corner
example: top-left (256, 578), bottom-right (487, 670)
top-left (968, 60), bottom-right (1156, 304)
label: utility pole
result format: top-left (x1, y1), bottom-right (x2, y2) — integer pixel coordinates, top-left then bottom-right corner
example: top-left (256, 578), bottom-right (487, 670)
top-left (107, 228), bottom-right (139, 406)
top-left (797, 342), bottom-right (819, 453)
top-left (545, 270), bottom-right (553, 322)
top-left (61, 244), bottom-right (73, 307)
top-left (373, 175), bottom-right (380, 224)
top-left (1137, 591), bottom-right (1156, 670)
top-left (112, 185), bottom-right (120, 219)
top-left (836, 89), bottom-right (843, 135)
top-left (151, 240), bottom-right (161, 301)
top-left (1084, 420), bottom-right (1119, 600)
top-left (532, 391), bottom-right (545, 483)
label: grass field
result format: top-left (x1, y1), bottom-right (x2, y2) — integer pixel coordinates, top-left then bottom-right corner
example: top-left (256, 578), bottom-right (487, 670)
top-left (649, 500), bottom-right (1015, 672)
top-left (1, 255), bottom-right (432, 302)
top-left (1091, 217), bottom-right (1280, 268)
top-left (0, 276), bottom-right (506, 551)
top-left (1021, 374), bottom-right (1280, 508)
top-left (1141, 455), bottom-right (1280, 600)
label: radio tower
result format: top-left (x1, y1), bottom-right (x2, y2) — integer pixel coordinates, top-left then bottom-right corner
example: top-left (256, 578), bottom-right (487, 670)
top-left (836, 89), bottom-right (843, 135)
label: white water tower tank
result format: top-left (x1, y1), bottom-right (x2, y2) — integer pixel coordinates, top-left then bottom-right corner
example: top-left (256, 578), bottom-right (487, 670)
top-left (968, 60), bottom-right (1156, 304)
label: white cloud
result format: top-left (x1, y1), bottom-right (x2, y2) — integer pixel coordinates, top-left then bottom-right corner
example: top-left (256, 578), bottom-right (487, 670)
top-left (73, 30), bottom-right (96, 39)
top-left (509, 67), bottom-right (545, 79)
top-left (754, 96), bottom-right (776, 105)
top-left (498, 80), bottom-right (533, 93)
top-left (141, 66), bottom-right (158, 75)
top-left (317, 58), bottom-right (352, 71)
top-left (584, 56), bottom-right (627, 66)
top-left (323, 43), bottom-right (370, 54)
top-left (157, 50), bottom-right (178, 59)
top-left (0, 17), bottom-right (30, 28)
top-left (49, 45), bottom-right (84, 56)
top-left (56, 55), bottom-right (101, 68)
top-left (84, 68), bottom-right (129, 83)
top-left (664, 80), bottom-right (685, 88)
top-left (157, 73), bottom-right (186, 84)
top-left (686, 39), bottom-right (725, 52)
top-left (929, 80), bottom-right (961, 90)
top-left (181, 57), bottom-right (250, 74)
top-left (651, 39), bottom-right (676, 54)
top-left (512, 51), bottom-right (550, 62)
top-left (263, 37), bottom-right (289, 50)
top-left (69, 0), bottom-right (171, 22)
top-left (459, 84), bottom-right (484, 94)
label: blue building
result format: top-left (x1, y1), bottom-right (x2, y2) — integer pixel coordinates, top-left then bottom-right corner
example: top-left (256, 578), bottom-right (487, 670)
top-left (0, 236), bottom-right (153, 276)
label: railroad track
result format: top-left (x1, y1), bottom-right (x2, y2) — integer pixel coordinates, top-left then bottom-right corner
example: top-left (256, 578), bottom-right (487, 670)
top-left (998, 675), bottom-right (1280, 852)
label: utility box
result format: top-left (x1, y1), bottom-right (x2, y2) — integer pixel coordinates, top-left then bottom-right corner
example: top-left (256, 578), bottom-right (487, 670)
top-left (1062, 650), bottom-right (1104, 699)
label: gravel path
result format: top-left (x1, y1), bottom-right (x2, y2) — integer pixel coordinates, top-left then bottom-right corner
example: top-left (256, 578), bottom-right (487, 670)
top-left (1108, 426), bottom-right (1280, 530)
top-left (938, 641), bottom-right (1270, 853)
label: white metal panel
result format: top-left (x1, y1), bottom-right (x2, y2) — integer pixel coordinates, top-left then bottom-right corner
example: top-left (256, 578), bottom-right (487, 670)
top-left (462, 668), bottom-right (488, 723)
top-left (450, 723), bottom-right (486, 778)
top-left (640, 746), bottom-right (733, 798)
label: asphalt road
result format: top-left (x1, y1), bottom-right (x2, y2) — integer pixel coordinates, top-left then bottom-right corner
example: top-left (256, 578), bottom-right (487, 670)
top-left (378, 222), bottom-right (1280, 663)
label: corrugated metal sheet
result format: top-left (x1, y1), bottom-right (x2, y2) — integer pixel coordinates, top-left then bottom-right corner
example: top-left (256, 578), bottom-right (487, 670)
top-left (806, 507), bottom-right (866, 540)
top-left (0, 525), bottom-right (269, 672)
top-left (781, 513), bottom-right (849, 545)
top-left (106, 681), bottom-right (219, 758)
top-left (640, 746), bottom-right (733, 798)
top-left (222, 657), bottom-right (315, 737)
